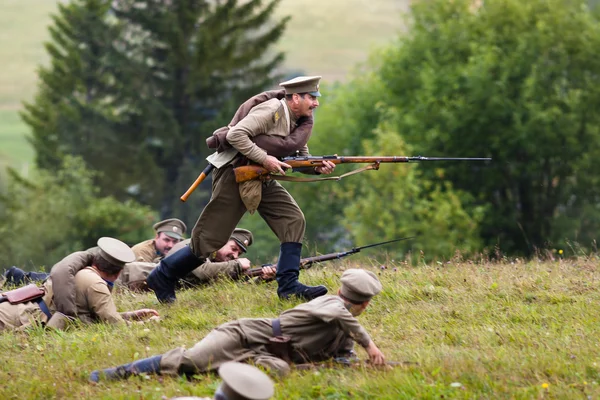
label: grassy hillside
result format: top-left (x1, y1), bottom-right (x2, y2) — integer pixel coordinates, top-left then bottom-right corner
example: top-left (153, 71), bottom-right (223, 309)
top-left (0, 0), bottom-right (407, 173)
top-left (0, 258), bottom-right (599, 399)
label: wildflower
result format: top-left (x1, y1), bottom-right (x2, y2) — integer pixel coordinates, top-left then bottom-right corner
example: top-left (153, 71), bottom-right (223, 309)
top-left (542, 383), bottom-right (549, 389)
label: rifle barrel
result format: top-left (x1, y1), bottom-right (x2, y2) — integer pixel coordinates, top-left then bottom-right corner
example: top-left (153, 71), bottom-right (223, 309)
top-left (245, 236), bottom-right (415, 276)
top-left (281, 155), bottom-right (491, 165)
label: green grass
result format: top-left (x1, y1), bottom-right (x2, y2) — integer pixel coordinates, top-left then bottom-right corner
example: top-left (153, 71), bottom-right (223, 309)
top-left (1, 257), bottom-right (599, 399)
top-left (0, 0), bottom-right (406, 172)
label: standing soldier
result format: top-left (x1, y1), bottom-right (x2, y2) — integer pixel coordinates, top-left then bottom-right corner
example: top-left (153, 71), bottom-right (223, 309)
top-left (90, 269), bottom-right (386, 381)
top-left (132, 218), bottom-right (187, 263)
top-left (147, 76), bottom-right (336, 303)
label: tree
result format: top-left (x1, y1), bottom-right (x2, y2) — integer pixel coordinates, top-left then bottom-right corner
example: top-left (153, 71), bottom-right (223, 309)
top-left (22, 0), bottom-right (289, 219)
top-left (248, 69), bottom-right (482, 262)
top-left (380, 0), bottom-right (600, 254)
top-left (342, 118), bottom-right (484, 261)
top-left (0, 156), bottom-right (156, 269)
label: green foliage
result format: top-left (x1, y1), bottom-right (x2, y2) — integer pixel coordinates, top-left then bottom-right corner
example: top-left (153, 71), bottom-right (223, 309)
top-left (0, 156), bottom-right (156, 270)
top-left (380, 0), bottom-right (600, 254)
top-left (21, 0), bottom-right (289, 219)
top-left (342, 121), bottom-right (484, 260)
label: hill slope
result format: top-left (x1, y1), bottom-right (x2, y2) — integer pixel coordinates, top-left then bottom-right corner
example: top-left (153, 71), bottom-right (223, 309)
top-left (0, 258), bottom-right (598, 398)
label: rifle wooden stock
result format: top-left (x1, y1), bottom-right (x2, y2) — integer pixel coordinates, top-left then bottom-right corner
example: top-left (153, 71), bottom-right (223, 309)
top-left (180, 164), bottom-right (215, 202)
top-left (233, 155), bottom-right (491, 183)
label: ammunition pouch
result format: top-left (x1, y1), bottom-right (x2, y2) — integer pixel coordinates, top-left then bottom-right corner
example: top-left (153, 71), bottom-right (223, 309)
top-left (268, 319), bottom-right (292, 363)
top-left (0, 283), bottom-right (45, 304)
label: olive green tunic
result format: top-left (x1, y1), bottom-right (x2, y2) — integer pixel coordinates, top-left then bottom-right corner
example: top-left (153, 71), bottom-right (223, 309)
top-left (191, 99), bottom-right (309, 259)
top-left (159, 295), bottom-right (371, 376)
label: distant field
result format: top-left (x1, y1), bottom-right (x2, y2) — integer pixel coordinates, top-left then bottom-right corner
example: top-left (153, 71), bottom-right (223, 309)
top-left (0, 0), bottom-right (408, 172)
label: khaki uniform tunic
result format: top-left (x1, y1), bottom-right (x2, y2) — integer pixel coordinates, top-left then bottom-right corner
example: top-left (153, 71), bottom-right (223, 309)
top-left (0, 267), bottom-right (124, 330)
top-left (160, 295), bottom-right (371, 376)
top-left (49, 247), bottom-right (97, 316)
top-left (191, 99), bottom-right (308, 259)
top-left (131, 239), bottom-right (162, 263)
top-left (75, 267), bottom-right (124, 324)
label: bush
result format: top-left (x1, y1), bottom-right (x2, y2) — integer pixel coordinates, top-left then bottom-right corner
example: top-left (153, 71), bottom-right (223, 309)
top-left (0, 156), bottom-right (156, 270)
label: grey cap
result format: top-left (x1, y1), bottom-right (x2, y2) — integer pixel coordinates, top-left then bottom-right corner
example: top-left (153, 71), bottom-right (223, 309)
top-left (97, 237), bottom-right (135, 267)
top-left (340, 269), bottom-right (382, 303)
top-left (153, 218), bottom-right (187, 240)
top-left (279, 75), bottom-right (322, 97)
top-left (217, 362), bottom-right (274, 400)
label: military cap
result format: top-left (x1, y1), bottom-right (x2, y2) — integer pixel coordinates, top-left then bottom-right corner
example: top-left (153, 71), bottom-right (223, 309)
top-left (340, 268), bottom-right (382, 303)
top-left (230, 228), bottom-right (253, 253)
top-left (279, 75), bottom-right (321, 97)
top-left (153, 218), bottom-right (187, 240)
top-left (216, 362), bottom-right (274, 400)
top-left (97, 237), bottom-right (135, 267)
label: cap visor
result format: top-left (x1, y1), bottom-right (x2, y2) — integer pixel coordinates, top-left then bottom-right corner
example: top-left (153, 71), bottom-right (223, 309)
top-left (308, 91), bottom-right (321, 97)
top-left (163, 232), bottom-right (182, 240)
top-left (232, 239), bottom-right (247, 253)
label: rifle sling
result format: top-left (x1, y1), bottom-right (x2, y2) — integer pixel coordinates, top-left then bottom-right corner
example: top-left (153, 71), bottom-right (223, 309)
top-left (267, 163), bottom-right (380, 183)
top-left (35, 298), bottom-right (53, 320)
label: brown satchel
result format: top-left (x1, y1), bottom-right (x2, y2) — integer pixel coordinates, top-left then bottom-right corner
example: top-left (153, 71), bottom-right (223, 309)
top-left (206, 89), bottom-right (313, 158)
top-left (0, 284), bottom-right (45, 304)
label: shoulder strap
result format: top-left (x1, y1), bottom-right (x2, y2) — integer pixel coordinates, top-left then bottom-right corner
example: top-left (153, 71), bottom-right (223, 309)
top-left (280, 98), bottom-right (291, 132)
top-left (266, 163), bottom-right (381, 183)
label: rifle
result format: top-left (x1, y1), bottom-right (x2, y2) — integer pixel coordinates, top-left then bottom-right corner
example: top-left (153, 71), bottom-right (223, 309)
top-left (294, 358), bottom-right (418, 370)
top-left (245, 236), bottom-right (415, 278)
top-left (234, 155), bottom-right (491, 183)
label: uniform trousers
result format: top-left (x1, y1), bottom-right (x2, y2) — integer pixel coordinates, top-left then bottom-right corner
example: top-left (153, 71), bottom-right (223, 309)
top-left (190, 165), bottom-right (305, 258)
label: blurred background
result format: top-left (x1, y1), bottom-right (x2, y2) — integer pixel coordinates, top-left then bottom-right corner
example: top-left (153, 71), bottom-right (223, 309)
top-left (1, 0), bottom-right (600, 268)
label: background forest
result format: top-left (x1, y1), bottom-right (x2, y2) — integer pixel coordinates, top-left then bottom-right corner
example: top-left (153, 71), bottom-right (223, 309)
top-left (2, 0), bottom-right (600, 268)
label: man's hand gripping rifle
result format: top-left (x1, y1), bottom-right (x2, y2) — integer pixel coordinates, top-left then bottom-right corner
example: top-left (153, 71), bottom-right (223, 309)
top-left (233, 155), bottom-right (492, 183)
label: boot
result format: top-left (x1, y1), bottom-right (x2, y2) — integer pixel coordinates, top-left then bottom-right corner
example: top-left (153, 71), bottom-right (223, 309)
top-left (146, 246), bottom-right (203, 303)
top-left (89, 355), bottom-right (162, 383)
top-left (276, 242), bottom-right (327, 301)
